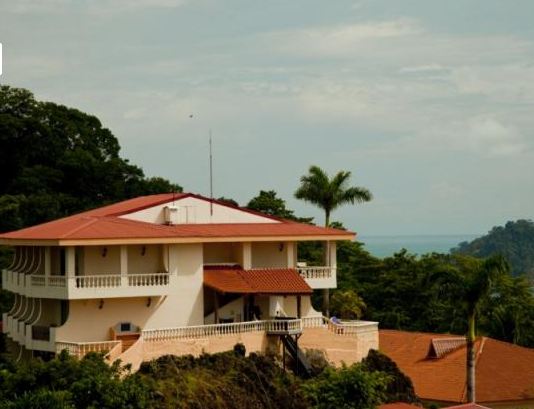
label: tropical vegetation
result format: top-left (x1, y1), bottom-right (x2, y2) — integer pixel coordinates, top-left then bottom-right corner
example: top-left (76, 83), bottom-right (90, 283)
top-left (295, 165), bottom-right (373, 316)
top-left (452, 219), bottom-right (534, 278)
top-left (0, 346), bottom-right (416, 409)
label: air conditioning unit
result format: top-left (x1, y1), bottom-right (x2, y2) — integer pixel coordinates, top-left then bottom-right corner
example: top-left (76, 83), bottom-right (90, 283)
top-left (164, 205), bottom-right (179, 225)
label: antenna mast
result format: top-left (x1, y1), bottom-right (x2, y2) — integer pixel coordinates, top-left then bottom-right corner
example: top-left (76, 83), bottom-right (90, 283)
top-left (209, 130), bottom-right (213, 216)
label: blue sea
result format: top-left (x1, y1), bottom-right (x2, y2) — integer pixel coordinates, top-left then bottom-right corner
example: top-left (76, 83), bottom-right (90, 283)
top-left (357, 235), bottom-right (480, 258)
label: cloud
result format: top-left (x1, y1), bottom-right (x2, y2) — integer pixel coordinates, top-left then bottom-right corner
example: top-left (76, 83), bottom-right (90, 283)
top-left (463, 116), bottom-right (526, 156)
top-left (2, 0), bottom-right (187, 14)
top-left (268, 19), bottom-right (422, 57)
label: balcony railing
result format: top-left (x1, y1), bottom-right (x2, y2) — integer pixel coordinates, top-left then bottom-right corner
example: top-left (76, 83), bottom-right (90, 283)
top-left (56, 340), bottom-right (122, 359)
top-left (2, 270), bottom-right (171, 299)
top-left (297, 266), bottom-right (335, 279)
top-left (142, 319), bottom-right (304, 342)
top-left (75, 274), bottom-right (121, 288)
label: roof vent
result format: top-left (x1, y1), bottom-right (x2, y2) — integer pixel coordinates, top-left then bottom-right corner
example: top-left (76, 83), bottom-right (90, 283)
top-left (164, 206), bottom-right (179, 225)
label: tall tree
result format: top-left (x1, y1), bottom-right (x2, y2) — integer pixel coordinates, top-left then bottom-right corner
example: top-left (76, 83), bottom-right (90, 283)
top-left (294, 165), bottom-right (372, 315)
top-left (433, 254), bottom-right (509, 402)
top-left (0, 85), bottom-right (182, 232)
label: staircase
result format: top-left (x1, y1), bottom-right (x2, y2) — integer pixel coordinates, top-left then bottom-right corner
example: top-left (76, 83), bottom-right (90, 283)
top-left (281, 334), bottom-right (312, 378)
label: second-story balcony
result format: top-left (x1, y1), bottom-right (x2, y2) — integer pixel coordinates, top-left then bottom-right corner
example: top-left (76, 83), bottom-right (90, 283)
top-left (296, 266), bottom-right (337, 289)
top-left (2, 269), bottom-right (171, 300)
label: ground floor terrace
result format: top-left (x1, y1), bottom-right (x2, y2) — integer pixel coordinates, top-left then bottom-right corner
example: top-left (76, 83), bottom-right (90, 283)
top-left (4, 315), bottom-right (379, 371)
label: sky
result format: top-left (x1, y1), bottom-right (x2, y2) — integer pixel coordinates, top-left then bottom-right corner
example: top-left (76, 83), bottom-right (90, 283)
top-left (1, 0), bottom-right (533, 236)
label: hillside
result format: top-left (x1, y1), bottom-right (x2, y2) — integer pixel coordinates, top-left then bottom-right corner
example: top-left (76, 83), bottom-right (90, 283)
top-left (451, 220), bottom-right (534, 277)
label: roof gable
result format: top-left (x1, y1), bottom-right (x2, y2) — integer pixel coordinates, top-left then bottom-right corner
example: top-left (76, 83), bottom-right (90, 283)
top-left (120, 194), bottom-right (281, 225)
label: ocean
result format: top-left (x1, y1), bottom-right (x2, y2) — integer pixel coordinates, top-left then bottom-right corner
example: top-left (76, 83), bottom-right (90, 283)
top-left (357, 234), bottom-right (480, 258)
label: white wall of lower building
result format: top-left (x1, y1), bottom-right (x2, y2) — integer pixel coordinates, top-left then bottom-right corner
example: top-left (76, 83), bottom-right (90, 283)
top-left (145, 243), bottom-right (204, 328)
top-left (55, 297), bottom-right (158, 342)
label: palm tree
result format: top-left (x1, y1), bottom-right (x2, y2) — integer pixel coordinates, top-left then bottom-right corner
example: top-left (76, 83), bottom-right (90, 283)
top-left (434, 254), bottom-right (509, 402)
top-left (294, 165), bottom-right (372, 315)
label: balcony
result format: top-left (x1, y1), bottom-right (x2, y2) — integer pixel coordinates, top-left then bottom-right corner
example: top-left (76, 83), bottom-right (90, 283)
top-left (297, 266), bottom-right (336, 289)
top-left (2, 269), bottom-right (171, 299)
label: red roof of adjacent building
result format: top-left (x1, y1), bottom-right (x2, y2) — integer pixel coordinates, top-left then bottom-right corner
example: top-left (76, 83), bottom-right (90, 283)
top-left (445, 404), bottom-right (492, 409)
top-left (379, 330), bottom-right (534, 404)
top-left (0, 193), bottom-right (354, 243)
top-left (204, 268), bottom-right (313, 295)
top-left (379, 403), bottom-right (422, 409)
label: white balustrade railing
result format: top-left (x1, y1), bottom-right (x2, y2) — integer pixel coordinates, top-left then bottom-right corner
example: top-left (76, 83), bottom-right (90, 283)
top-left (56, 340), bottom-right (122, 358)
top-left (301, 316), bottom-right (326, 328)
top-left (75, 274), bottom-right (121, 288)
top-left (325, 317), bottom-right (378, 336)
top-left (297, 266), bottom-right (335, 279)
top-left (48, 276), bottom-right (66, 287)
top-left (30, 275), bottom-right (46, 287)
top-left (3, 270), bottom-right (170, 293)
top-left (142, 319), bottom-right (304, 342)
top-left (128, 273), bottom-right (169, 287)
top-left (143, 320), bottom-right (266, 341)
top-left (265, 319), bottom-right (303, 334)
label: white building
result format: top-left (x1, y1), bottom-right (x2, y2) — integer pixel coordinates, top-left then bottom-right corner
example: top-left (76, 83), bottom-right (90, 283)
top-left (1, 193), bottom-right (378, 368)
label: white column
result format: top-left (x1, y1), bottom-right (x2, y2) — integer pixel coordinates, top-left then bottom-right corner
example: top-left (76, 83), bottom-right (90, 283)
top-left (65, 247), bottom-right (75, 277)
top-left (242, 242), bottom-right (252, 269)
top-left (329, 242), bottom-right (337, 269)
top-left (120, 246), bottom-right (128, 287)
top-left (286, 241), bottom-right (295, 268)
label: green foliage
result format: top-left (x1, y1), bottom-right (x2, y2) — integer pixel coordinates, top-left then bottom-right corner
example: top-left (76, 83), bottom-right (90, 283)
top-left (247, 190), bottom-right (313, 223)
top-left (217, 196), bottom-right (239, 207)
top-left (0, 348), bottom-right (410, 409)
top-left (333, 244), bottom-right (534, 348)
top-left (361, 350), bottom-right (419, 404)
top-left (0, 85), bottom-right (181, 233)
top-left (295, 165), bottom-right (372, 227)
top-left (301, 363), bottom-right (389, 409)
top-left (138, 351), bottom-right (308, 409)
top-left (0, 351), bottom-right (150, 409)
top-left (330, 289), bottom-right (366, 320)
top-left (452, 219), bottom-right (534, 277)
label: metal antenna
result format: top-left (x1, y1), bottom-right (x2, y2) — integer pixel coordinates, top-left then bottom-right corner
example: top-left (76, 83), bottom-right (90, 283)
top-left (209, 130), bottom-right (213, 217)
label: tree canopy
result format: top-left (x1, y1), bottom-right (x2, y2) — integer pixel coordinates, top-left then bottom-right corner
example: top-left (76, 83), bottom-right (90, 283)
top-left (452, 219), bottom-right (534, 278)
top-left (295, 166), bottom-right (372, 227)
top-left (0, 85), bottom-right (181, 233)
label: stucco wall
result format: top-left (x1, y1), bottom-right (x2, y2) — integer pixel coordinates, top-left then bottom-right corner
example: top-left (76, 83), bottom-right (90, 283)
top-left (121, 332), bottom-right (268, 371)
top-left (121, 196), bottom-right (279, 224)
top-left (55, 297), bottom-right (158, 341)
top-left (299, 327), bottom-right (363, 366)
top-left (83, 246), bottom-right (120, 274)
top-left (144, 243), bottom-right (204, 328)
top-left (204, 296), bottom-right (244, 324)
top-left (127, 244), bottom-right (163, 274)
top-left (203, 243), bottom-right (239, 264)
top-left (251, 242), bottom-right (288, 268)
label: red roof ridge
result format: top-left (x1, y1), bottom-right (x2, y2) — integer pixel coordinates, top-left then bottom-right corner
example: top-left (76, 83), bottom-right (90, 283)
top-left (57, 216), bottom-right (101, 238)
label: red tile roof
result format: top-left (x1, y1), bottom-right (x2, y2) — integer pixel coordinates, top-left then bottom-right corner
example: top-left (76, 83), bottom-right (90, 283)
top-left (379, 403), bottom-right (422, 409)
top-left (445, 404), bottom-right (491, 409)
top-left (0, 193), bottom-right (354, 243)
top-left (204, 268), bottom-right (313, 295)
top-left (379, 330), bottom-right (534, 404)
